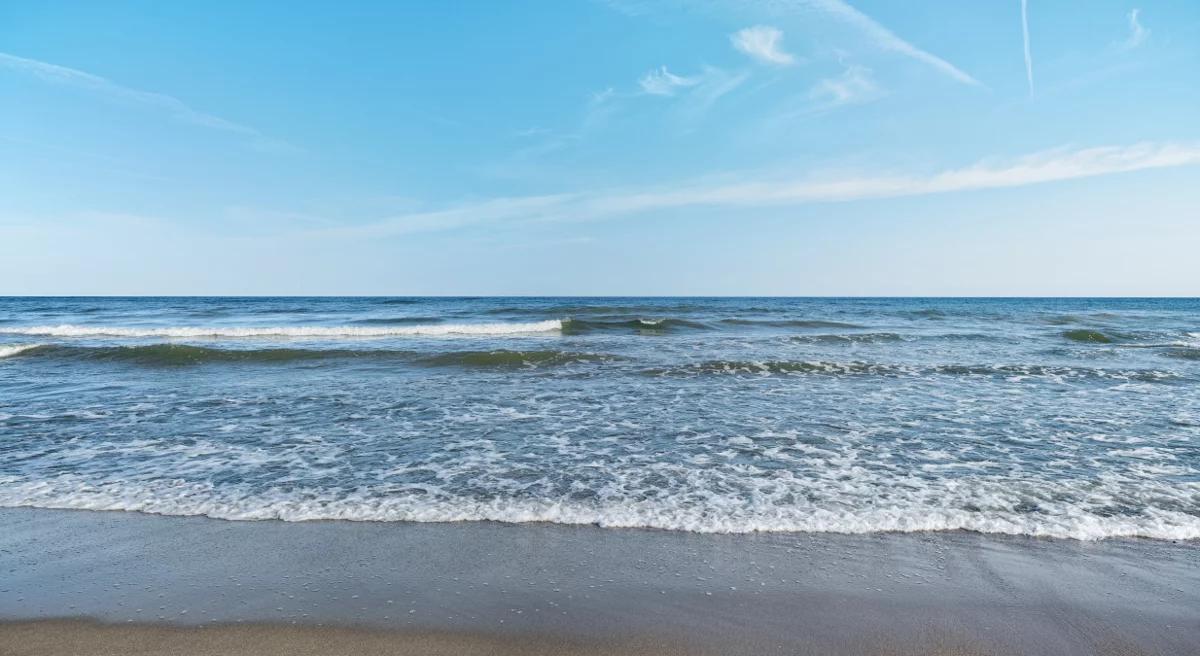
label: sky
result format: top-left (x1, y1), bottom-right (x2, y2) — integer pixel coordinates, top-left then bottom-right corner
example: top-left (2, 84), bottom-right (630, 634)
top-left (1, 0), bottom-right (1198, 296)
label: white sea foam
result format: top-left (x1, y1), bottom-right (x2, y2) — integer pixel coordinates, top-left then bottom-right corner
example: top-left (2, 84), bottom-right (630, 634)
top-left (1, 479), bottom-right (1198, 541)
top-left (0, 321), bottom-right (562, 338)
top-left (0, 343), bottom-right (43, 358)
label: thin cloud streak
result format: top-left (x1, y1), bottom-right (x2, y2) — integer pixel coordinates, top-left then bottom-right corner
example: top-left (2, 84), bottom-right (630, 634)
top-left (323, 142), bottom-right (1200, 238)
top-left (1021, 0), bottom-right (1034, 95)
top-left (1121, 9), bottom-right (1149, 50)
top-left (638, 66), bottom-right (701, 95)
top-left (806, 64), bottom-right (883, 111)
top-left (0, 51), bottom-right (260, 137)
top-left (636, 65), bottom-right (748, 129)
top-left (730, 26), bottom-right (797, 65)
top-left (799, 0), bottom-right (981, 86)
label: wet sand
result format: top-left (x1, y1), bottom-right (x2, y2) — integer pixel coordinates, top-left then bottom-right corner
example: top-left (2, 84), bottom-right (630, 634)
top-left (1, 508), bottom-right (1197, 655)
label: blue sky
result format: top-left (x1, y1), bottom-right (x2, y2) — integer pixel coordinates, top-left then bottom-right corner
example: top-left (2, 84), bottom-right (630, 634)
top-left (2, 0), bottom-right (1198, 295)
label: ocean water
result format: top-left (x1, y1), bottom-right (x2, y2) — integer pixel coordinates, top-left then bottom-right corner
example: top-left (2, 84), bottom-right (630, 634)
top-left (1, 297), bottom-right (1197, 540)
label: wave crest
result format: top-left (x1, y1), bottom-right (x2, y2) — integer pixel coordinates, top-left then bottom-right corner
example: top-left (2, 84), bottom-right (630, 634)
top-left (0, 343), bottom-right (45, 359)
top-left (0, 320), bottom-right (562, 338)
top-left (561, 318), bottom-right (709, 334)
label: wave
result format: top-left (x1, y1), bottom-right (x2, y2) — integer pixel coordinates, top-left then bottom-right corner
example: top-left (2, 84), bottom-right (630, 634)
top-left (560, 318), bottom-right (710, 334)
top-left (1164, 347), bottom-right (1200, 360)
top-left (485, 304), bottom-right (712, 316)
top-left (4, 344), bottom-right (618, 368)
top-left (1062, 329), bottom-right (1117, 343)
top-left (416, 350), bottom-right (621, 369)
top-left (644, 360), bottom-right (1179, 382)
top-left (2, 479), bottom-right (1196, 541)
top-left (719, 319), bottom-right (863, 329)
top-left (788, 332), bottom-right (907, 344)
top-left (349, 317), bottom-right (445, 325)
top-left (898, 308), bottom-right (947, 320)
top-left (0, 343), bottom-right (44, 359)
top-left (645, 360), bottom-right (897, 376)
top-left (18, 344), bottom-right (418, 366)
top-left (1042, 315), bottom-right (1083, 326)
top-left (0, 320), bottom-right (562, 338)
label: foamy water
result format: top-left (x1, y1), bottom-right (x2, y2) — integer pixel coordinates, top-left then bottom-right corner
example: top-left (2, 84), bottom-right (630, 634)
top-left (1, 320), bottom-right (561, 338)
top-left (0, 344), bottom-right (43, 359)
top-left (1, 297), bottom-right (1198, 540)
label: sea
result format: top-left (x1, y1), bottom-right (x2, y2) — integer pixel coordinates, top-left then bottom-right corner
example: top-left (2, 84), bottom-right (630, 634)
top-left (1, 297), bottom-right (1197, 540)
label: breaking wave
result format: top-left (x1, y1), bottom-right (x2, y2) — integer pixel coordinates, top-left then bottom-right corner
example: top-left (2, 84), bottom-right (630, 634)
top-left (0, 343), bottom-right (44, 359)
top-left (561, 318), bottom-right (710, 334)
top-left (1, 478), bottom-right (1196, 541)
top-left (719, 319), bottom-right (863, 329)
top-left (0, 320), bottom-right (563, 338)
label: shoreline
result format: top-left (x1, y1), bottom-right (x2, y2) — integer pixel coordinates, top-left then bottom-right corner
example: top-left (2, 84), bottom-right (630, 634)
top-left (0, 618), bottom-right (1012, 656)
top-left (2, 508), bottom-right (1197, 654)
top-left (0, 620), bottom-right (693, 656)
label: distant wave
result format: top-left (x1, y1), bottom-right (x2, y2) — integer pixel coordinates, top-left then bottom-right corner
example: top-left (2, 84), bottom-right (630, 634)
top-left (1165, 347), bottom-right (1200, 360)
top-left (13, 344), bottom-right (416, 366)
top-left (719, 319), bottom-right (863, 329)
top-left (788, 332), bottom-right (907, 344)
top-left (898, 308), bottom-right (947, 319)
top-left (561, 318), bottom-right (710, 334)
top-left (787, 332), bottom-right (994, 344)
top-left (485, 304), bottom-right (714, 316)
top-left (1043, 312), bottom-right (1130, 327)
top-left (645, 360), bottom-right (1178, 382)
top-left (644, 360), bottom-right (897, 376)
top-left (1062, 329), bottom-right (1118, 344)
top-left (0, 343), bottom-right (44, 359)
top-left (5, 344), bottom-right (616, 368)
top-left (349, 317), bottom-right (445, 325)
top-left (0, 320), bottom-right (562, 338)
top-left (1042, 315), bottom-right (1083, 326)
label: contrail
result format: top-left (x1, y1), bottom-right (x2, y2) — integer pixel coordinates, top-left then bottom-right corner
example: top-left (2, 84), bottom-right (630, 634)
top-left (1021, 0), bottom-right (1033, 95)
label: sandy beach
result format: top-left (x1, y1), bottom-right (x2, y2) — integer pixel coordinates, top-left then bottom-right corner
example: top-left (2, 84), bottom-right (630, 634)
top-left (1, 508), bottom-right (1196, 655)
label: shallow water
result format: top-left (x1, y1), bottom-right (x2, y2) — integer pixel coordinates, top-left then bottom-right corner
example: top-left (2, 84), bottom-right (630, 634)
top-left (1, 297), bottom-right (1197, 539)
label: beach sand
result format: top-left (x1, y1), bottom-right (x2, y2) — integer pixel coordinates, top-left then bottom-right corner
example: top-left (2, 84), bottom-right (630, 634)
top-left (1, 508), bottom-right (1196, 655)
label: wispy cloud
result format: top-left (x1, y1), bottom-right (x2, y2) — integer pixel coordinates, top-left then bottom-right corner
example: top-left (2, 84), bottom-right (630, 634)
top-left (674, 66), bottom-right (749, 120)
top-left (1120, 8), bottom-right (1149, 50)
top-left (807, 64), bottom-right (883, 111)
top-left (0, 51), bottom-right (261, 137)
top-left (638, 66), bottom-right (702, 95)
top-left (731, 26), bottom-right (798, 65)
top-left (1021, 0), bottom-right (1034, 96)
top-left (482, 89), bottom-right (618, 181)
top-left (635, 65), bottom-right (748, 129)
top-left (799, 0), bottom-right (981, 86)
top-left (513, 126), bottom-right (553, 138)
top-left (323, 142), bottom-right (1200, 238)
